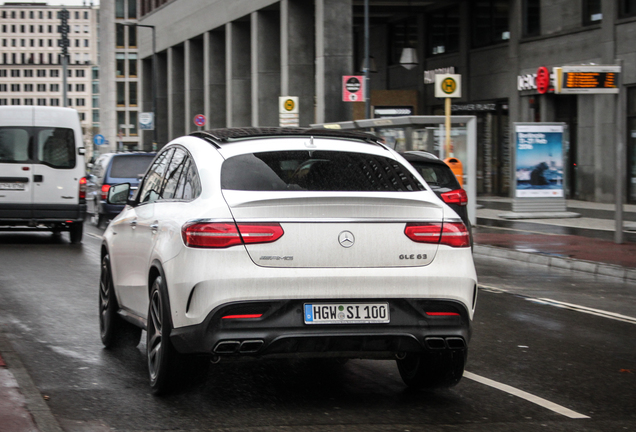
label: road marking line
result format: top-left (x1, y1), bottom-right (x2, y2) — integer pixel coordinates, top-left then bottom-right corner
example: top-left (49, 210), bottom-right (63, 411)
top-left (86, 232), bottom-right (103, 240)
top-left (479, 284), bottom-right (636, 325)
top-left (463, 371), bottom-right (590, 419)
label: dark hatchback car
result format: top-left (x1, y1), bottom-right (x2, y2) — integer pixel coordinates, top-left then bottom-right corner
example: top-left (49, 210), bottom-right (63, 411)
top-left (87, 152), bottom-right (155, 227)
top-left (401, 151), bottom-right (472, 244)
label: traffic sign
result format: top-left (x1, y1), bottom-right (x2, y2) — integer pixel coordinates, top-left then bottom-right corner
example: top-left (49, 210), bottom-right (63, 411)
top-left (93, 134), bottom-right (105, 146)
top-left (194, 114), bottom-right (206, 127)
top-left (139, 112), bottom-right (154, 130)
top-left (279, 96), bottom-right (299, 127)
top-left (342, 76), bottom-right (364, 102)
top-left (435, 74), bottom-right (462, 98)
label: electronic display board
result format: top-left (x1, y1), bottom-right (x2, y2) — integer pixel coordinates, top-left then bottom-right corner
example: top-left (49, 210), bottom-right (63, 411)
top-left (554, 65), bottom-right (620, 94)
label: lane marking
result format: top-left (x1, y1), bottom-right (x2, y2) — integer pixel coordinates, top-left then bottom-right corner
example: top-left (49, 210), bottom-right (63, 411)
top-left (463, 371), bottom-right (590, 419)
top-left (86, 232), bottom-right (103, 240)
top-left (479, 284), bottom-right (636, 325)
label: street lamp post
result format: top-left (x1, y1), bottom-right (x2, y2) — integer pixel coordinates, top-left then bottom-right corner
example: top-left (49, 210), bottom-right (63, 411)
top-left (123, 22), bottom-right (156, 151)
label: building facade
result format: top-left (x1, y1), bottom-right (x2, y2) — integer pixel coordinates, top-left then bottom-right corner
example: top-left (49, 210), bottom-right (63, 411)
top-left (136, 0), bottom-right (636, 204)
top-left (0, 1), bottom-right (99, 154)
top-left (99, 0), bottom-right (141, 154)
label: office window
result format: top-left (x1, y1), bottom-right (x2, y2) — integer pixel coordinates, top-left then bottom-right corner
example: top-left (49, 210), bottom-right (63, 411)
top-left (67, 98), bottom-right (72, 106)
top-left (20, 11), bottom-right (24, 19)
top-left (116, 0), bottom-right (125, 18)
top-left (30, 39), bottom-right (35, 47)
top-left (0, 70), bottom-right (6, 77)
top-left (620, 0), bottom-right (636, 17)
top-left (129, 53), bottom-right (138, 77)
top-left (93, 95), bottom-right (99, 108)
top-left (84, 25), bottom-right (89, 33)
top-left (24, 70), bottom-right (33, 77)
top-left (128, 25), bottom-right (137, 47)
top-left (92, 82), bottom-right (99, 94)
top-left (130, 111), bottom-right (138, 135)
top-left (51, 84), bottom-right (59, 92)
top-left (39, 11), bottom-right (43, 19)
top-left (37, 84), bottom-right (46, 91)
top-left (29, 11), bottom-right (34, 19)
top-left (2, 25), bottom-right (6, 32)
top-left (128, 0), bottom-right (137, 19)
top-left (1, 39), bottom-right (5, 47)
top-left (79, 112), bottom-right (85, 121)
top-left (84, 11), bottom-right (88, 19)
top-left (39, 25), bottom-right (43, 33)
top-left (37, 98), bottom-right (46, 106)
top-left (76, 98), bottom-right (85, 106)
top-left (48, 25), bottom-right (53, 33)
top-left (472, 0), bottom-right (509, 47)
top-left (20, 39), bottom-right (25, 47)
top-left (92, 67), bottom-right (99, 79)
top-left (39, 39), bottom-right (43, 47)
top-left (48, 11), bottom-right (52, 19)
top-left (116, 24), bottom-right (125, 47)
top-left (11, 84), bottom-right (20, 92)
top-left (30, 25), bottom-right (34, 33)
top-left (50, 69), bottom-right (59, 77)
top-left (75, 11), bottom-right (79, 19)
top-left (75, 39), bottom-right (80, 47)
top-left (50, 98), bottom-right (59, 106)
top-left (24, 84), bottom-right (34, 91)
top-left (21, 25), bottom-right (25, 33)
top-left (76, 84), bottom-right (85, 92)
top-left (117, 111), bottom-right (126, 134)
top-left (25, 98), bottom-right (33, 105)
top-left (76, 69), bottom-right (85, 77)
top-left (11, 39), bottom-right (16, 47)
top-left (0, 84), bottom-right (7, 91)
top-left (117, 82), bottom-right (126, 105)
top-left (116, 53), bottom-right (125, 77)
top-left (0, 99), bottom-right (7, 105)
top-left (129, 82), bottom-right (138, 106)
top-left (48, 39), bottom-right (52, 47)
top-left (11, 99), bottom-right (20, 105)
top-left (11, 70), bottom-right (20, 77)
top-left (68, 84), bottom-right (73, 92)
top-left (84, 39), bottom-right (89, 47)
top-left (523, 0), bottom-right (540, 36)
top-left (11, 11), bottom-right (15, 19)
top-left (428, 7), bottom-right (459, 55)
top-left (93, 110), bottom-right (100, 122)
top-left (37, 69), bottom-right (46, 77)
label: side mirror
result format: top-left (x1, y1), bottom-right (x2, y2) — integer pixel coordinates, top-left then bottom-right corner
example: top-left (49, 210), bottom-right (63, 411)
top-left (107, 183), bottom-right (131, 205)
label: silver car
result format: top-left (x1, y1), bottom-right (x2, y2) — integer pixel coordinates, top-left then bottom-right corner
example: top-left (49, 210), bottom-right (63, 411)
top-left (99, 128), bottom-right (478, 394)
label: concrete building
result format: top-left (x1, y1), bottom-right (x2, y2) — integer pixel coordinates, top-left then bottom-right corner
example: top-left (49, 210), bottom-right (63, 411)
top-left (0, 1), bottom-right (99, 153)
top-left (99, 0), bottom-right (142, 154)
top-left (135, 0), bottom-right (636, 204)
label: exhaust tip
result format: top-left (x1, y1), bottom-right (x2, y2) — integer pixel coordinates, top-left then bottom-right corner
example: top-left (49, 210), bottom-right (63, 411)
top-left (425, 337), bottom-right (446, 349)
top-left (239, 340), bottom-right (264, 353)
top-left (445, 337), bottom-right (466, 349)
top-left (214, 340), bottom-right (241, 354)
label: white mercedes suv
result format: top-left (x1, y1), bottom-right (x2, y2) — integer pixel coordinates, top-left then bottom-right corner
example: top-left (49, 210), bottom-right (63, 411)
top-left (99, 128), bottom-right (478, 394)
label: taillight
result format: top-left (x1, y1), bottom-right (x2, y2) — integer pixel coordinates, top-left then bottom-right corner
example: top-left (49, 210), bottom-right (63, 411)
top-left (404, 222), bottom-right (469, 248)
top-left (181, 222), bottom-right (284, 248)
top-left (441, 189), bottom-right (467, 206)
top-left (78, 177), bottom-right (87, 199)
top-left (101, 184), bottom-right (111, 200)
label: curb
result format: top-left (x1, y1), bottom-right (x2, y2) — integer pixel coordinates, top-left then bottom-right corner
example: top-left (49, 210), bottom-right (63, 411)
top-left (474, 244), bottom-right (636, 282)
top-left (0, 331), bottom-right (63, 432)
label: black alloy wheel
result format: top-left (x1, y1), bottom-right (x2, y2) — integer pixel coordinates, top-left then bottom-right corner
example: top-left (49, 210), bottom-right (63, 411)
top-left (99, 254), bottom-right (141, 348)
top-left (147, 275), bottom-right (179, 394)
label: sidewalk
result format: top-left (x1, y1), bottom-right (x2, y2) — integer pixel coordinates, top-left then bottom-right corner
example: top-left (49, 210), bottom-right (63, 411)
top-left (473, 198), bottom-right (636, 281)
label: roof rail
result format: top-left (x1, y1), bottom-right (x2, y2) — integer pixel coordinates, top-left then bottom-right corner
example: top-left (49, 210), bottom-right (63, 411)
top-left (189, 127), bottom-right (382, 146)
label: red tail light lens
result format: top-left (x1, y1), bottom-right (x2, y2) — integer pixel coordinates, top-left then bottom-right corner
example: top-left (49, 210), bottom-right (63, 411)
top-left (101, 184), bottom-right (111, 200)
top-left (79, 177), bottom-right (87, 199)
top-left (441, 189), bottom-right (467, 206)
top-left (404, 222), bottom-right (469, 248)
top-left (182, 222), bottom-right (284, 248)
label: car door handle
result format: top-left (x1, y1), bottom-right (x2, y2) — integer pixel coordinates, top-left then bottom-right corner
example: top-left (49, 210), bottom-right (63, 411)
top-left (33, 175), bottom-right (43, 182)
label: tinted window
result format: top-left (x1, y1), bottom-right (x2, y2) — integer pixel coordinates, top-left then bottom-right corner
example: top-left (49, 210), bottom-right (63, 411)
top-left (163, 149), bottom-right (188, 200)
top-left (0, 128), bottom-right (29, 162)
top-left (222, 151), bottom-right (424, 192)
top-left (409, 162), bottom-right (459, 191)
top-left (0, 127), bottom-right (75, 168)
top-left (177, 159), bottom-right (202, 200)
top-left (139, 148), bottom-right (173, 203)
top-left (109, 154), bottom-right (155, 179)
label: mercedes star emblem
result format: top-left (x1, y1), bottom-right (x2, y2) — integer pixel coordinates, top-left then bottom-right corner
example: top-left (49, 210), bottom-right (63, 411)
top-left (338, 231), bottom-right (355, 248)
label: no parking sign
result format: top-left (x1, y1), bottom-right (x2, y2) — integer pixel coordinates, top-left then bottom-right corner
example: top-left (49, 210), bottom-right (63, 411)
top-left (342, 76), bottom-right (364, 102)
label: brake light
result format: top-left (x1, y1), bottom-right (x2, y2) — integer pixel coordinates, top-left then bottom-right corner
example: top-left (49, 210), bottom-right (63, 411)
top-left (441, 189), bottom-right (467, 206)
top-left (78, 177), bottom-right (87, 199)
top-left (221, 314), bottom-right (263, 319)
top-left (181, 222), bottom-right (284, 248)
top-left (101, 184), bottom-right (111, 200)
top-left (404, 222), bottom-right (470, 248)
top-left (425, 312), bottom-right (460, 316)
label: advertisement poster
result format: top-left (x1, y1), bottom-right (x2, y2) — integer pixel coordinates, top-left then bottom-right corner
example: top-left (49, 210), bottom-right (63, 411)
top-left (515, 124), bottom-right (564, 198)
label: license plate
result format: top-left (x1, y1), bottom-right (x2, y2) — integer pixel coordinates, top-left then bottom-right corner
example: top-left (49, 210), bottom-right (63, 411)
top-left (304, 303), bottom-right (390, 324)
top-left (0, 182), bottom-right (25, 191)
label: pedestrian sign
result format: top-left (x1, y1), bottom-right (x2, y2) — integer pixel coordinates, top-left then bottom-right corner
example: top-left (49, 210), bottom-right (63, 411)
top-left (435, 74), bottom-right (462, 98)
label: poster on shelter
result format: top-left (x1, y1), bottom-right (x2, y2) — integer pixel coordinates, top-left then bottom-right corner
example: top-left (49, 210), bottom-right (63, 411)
top-left (515, 124), bottom-right (564, 198)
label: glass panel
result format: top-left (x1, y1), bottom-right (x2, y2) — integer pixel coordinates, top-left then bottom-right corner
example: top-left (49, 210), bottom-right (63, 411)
top-left (128, 26), bottom-right (136, 47)
top-left (0, 127), bottom-right (30, 162)
top-left (129, 111), bottom-right (138, 135)
top-left (115, 0), bottom-right (125, 18)
top-left (129, 82), bottom-right (137, 106)
top-left (116, 24), bottom-right (125, 47)
top-left (116, 82), bottom-right (125, 105)
top-left (128, 0), bottom-right (137, 19)
top-left (37, 127), bottom-right (76, 168)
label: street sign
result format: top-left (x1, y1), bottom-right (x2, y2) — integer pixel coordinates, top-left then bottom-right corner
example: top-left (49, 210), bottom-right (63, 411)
top-left (93, 134), bottom-right (105, 146)
top-left (279, 96), bottom-right (299, 127)
top-left (139, 112), bottom-right (154, 130)
top-left (342, 76), bottom-right (364, 102)
top-left (435, 74), bottom-right (462, 98)
top-left (194, 114), bottom-right (206, 127)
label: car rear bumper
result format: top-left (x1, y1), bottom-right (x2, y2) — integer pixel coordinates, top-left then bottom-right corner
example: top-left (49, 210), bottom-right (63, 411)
top-left (170, 298), bottom-right (471, 359)
top-left (0, 203), bottom-right (86, 226)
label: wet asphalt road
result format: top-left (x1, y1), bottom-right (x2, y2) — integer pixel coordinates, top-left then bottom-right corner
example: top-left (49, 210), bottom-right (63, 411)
top-left (0, 223), bottom-right (634, 431)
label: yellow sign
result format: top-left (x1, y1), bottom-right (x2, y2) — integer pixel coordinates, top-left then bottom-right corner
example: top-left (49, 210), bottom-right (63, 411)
top-left (284, 99), bottom-right (295, 112)
top-left (441, 77), bottom-right (457, 95)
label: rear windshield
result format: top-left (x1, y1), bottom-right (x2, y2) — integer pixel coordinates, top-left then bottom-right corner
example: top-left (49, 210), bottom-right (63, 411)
top-left (0, 126), bottom-right (76, 168)
top-left (222, 150), bottom-right (425, 192)
top-left (109, 155), bottom-right (155, 179)
top-left (409, 162), bottom-right (459, 191)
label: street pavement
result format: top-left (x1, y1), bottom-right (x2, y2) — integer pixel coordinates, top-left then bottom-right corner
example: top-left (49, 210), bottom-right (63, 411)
top-left (1, 198), bottom-right (635, 432)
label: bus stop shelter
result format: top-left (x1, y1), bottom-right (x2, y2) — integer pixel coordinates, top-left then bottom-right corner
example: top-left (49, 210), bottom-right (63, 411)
top-left (311, 115), bottom-right (477, 225)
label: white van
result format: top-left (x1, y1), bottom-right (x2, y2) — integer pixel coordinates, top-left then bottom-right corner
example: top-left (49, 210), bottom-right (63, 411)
top-left (0, 106), bottom-right (86, 243)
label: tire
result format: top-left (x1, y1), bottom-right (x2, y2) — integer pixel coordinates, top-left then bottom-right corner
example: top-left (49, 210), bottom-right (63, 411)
top-left (69, 222), bottom-right (83, 244)
top-left (99, 254), bottom-right (142, 348)
top-left (147, 275), bottom-right (180, 395)
top-left (396, 350), bottom-right (466, 389)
